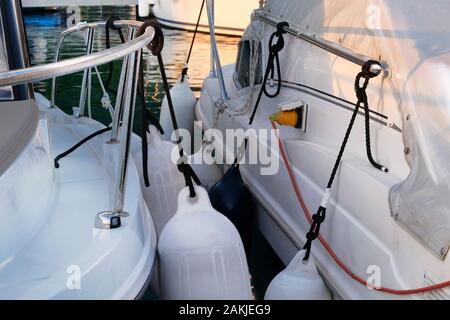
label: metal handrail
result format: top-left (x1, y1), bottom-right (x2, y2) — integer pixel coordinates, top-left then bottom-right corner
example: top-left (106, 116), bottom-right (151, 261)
top-left (78, 26), bottom-right (96, 117)
top-left (254, 11), bottom-right (385, 75)
top-left (50, 20), bottom-right (144, 107)
top-left (0, 20), bottom-right (155, 229)
top-left (110, 26), bottom-right (134, 142)
top-left (0, 20), bottom-right (154, 87)
top-left (206, 0), bottom-right (229, 101)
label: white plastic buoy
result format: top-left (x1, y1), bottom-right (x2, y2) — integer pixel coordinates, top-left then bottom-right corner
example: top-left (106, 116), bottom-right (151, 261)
top-left (138, 0), bottom-right (150, 17)
top-left (158, 186), bottom-right (253, 300)
top-left (265, 250), bottom-right (332, 300)
top-left (134, 125), bottom-right (185, 235)
top-left (188, 142), bottom-right (222, 191)
top-left (159, 78), bottom-right (196, 148)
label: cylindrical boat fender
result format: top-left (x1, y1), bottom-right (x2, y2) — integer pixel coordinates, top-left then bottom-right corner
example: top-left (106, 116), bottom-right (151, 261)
top-left (134, 125), bottom-right (185, 235)
top-left (188, 141), bottom-right (222, 191)
top-left (265, 250), bottom-right (332, 300)
top-left (138, 0), bottom-right (150, 17)
top-left (158, 186), bottom-right (253, 300)
top-left (159, 78), bottom-right (196, 151)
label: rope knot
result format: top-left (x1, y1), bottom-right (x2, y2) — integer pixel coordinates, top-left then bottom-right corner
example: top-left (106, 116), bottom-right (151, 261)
top-left (269, 22), bottom-right (289, 53)
top-left (361, 60), bottom-right (382, 79)
top-left (181, 65), bottom-right (189, 82)
top-left (306, 231), bottom-right (318, 242)
top-left (312, 213), bottom-right (325, 224)
top-left (269, 32), bottom-right (287, 54)
top-left (352, 65), bottom-right (388, 174)
top-left (176, 152), bottom-right (189, 165)
top-left (355, 86), bottom-right (367, 102)
top-left (137, 21), bottom-right (164, 55)
top-left (249, 21), bottom-right (289, 124)
top-left (177, 161), bottom-right (202, 198)
top-left (106, 16), bottom-right (121, 31)
top-left (276, 21), bottom-right (289, 36)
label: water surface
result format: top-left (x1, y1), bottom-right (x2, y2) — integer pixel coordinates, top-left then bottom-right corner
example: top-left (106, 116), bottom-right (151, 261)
top-left (25, 6), bottom-right (239, 125)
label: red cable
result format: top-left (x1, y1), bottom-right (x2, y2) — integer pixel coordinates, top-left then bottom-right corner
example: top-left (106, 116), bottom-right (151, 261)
top-left (271, 121), bottom-right (450, 295)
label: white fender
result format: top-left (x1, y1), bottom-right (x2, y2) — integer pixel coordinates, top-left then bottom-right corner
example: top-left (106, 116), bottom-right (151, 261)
top-left (159, 78), bottom-right (196, 151)
top-left (138, 0), bottom-right (150, 17)
top-left (265, 250), bottom-right (332, 300)
top-left (158, 186), bottom-right (253, 300)
top-left (188, 142), bottom-right (223, 191)
top-left (134, 125), bottom-right (185, 235)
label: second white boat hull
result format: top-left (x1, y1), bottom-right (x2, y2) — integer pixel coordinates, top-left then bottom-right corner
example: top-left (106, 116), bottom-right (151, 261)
top-left (151, 0), bottom-right (260, 36)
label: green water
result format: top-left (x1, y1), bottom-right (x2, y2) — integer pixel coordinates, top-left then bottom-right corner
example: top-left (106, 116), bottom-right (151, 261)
top-left (25, 6), bottom-right (239, 126)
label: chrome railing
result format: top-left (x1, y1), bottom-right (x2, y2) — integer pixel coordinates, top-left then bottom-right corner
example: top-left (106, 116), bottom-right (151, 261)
top-left (110, 26), bottom-right (135, 143)
top-left (0, 20), bottom-right (153, 86)
top-left (0, 20), bottom-right (155, 229)
top-left (254, 10), bottom-right (385, 75)
top-left (78, 26), bottom-right (95, 117)
top-left (206, 0), bottom-right (229, 101)
top-left (49, 21), bottom-right (144, 109)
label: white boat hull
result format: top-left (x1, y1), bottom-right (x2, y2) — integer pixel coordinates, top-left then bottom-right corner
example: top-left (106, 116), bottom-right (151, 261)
top-left (152, 0), bottom-right (260, 36)
top-left (196, 63), bottom-right (450, 299)
top-left (0, 93), bottom-right (157, 299)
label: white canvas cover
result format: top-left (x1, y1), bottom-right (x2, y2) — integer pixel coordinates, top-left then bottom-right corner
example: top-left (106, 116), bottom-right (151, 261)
top-left (263, 0), bottom-right (450, 258)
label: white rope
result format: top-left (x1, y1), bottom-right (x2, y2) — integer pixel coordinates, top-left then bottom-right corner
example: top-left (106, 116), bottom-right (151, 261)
top-left (93, 66), bottom-right (114, 120)
top-left (210, 21), bottom-right (264, 126)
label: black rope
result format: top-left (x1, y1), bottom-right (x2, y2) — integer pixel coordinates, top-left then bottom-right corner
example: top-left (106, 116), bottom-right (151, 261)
top-left (56, 17), bottom-right (163, 186)
top-left (53, 17), bottom-right (124, 170)
top-left (138, 21), bottom-right (201, 197)
top-left (105, 17), bottom-right (126, 94)
top-left (137, 51), bottom-right (150, 187)
top-left (134, 19), bottom-right (164, 188)
top-left (54, 127), bottom-right (112, 168)
top-left (302, 61), bottom-right (387, 261)
top-left (359, 61), bottom-right (389, 173)
top-left (233, 138), bottom-right (248, 167)
top-left (137, 50), bottom-right (165, 188)
top-left (132, 17), bottom-right (164, 188)
top-left (181, 0), bottom-right (205, 82)
top-left (249, 22), bottom-right (289, 125)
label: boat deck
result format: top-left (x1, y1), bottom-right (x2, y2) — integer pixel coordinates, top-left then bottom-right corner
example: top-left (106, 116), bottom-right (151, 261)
top-left (0, 94), bottom-right (156, 299)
